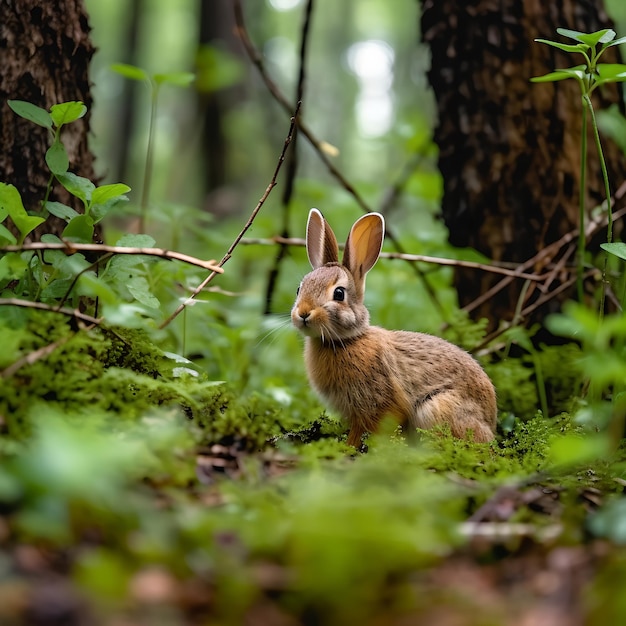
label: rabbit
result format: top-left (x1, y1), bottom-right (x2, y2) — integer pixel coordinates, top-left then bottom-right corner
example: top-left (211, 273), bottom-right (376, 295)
top-left (291, 208), bottom-right (497, 448)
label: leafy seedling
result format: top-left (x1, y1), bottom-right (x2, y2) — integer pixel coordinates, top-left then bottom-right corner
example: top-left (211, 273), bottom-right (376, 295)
top-left (111, 63), bottom-right (195, 231)
top-left (532, 28), bottom-right (626, 306)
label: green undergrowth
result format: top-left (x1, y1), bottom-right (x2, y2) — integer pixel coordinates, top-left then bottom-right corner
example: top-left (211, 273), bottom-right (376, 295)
top-left (2, 312), bottom-right (626, 624)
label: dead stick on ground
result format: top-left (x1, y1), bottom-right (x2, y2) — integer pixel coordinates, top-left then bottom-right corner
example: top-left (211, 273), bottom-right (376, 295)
top-left (1, 334), bottom-right (72, 379)
top-left (159, 103), bottom-right (301, 330)
top-left (0, 298), bottom-right (102, 326)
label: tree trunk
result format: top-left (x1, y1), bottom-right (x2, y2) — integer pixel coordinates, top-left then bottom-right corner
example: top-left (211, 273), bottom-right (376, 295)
top-left (421, 0), bottom-right (626, 328)
top-left (0, 0), bottom-right (96, 229)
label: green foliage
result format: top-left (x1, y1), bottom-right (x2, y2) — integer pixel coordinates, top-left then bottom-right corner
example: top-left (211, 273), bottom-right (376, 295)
top-left (546, 302), bottom-right (626, 443)
top-left (532, 28), bottom-right (626, 303)
top-left (7, 99), bottom-right (133, 241)
top-left (110, 63), bottom-right (195, 230)
top-left (0, 182), bottom-right (45, 244)
top-left (1, 100), bottom-right (135, 317)
top-left (195, 44), bottom-right (245, 93)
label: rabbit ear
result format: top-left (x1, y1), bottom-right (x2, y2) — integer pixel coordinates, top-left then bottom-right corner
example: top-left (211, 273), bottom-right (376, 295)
top-left (306, 208), bottom-right (339, 268)
top-left (343, 212), bottom-right (384, 292)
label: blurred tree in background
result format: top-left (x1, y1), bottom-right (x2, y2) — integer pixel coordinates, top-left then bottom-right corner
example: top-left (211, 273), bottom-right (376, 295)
top-left (421, 0), bottom-right (626, 327)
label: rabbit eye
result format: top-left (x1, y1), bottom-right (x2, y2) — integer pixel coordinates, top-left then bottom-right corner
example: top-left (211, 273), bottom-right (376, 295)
top-left (333, 287), bottom-right (346, 302)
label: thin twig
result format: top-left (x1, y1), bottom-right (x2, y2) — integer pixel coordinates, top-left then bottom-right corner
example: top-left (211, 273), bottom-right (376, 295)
top-left (475, 270), bottom-right (597, 352)
top-left (56, 253), bottom-right (114, 310)
top-left (462, 186), bottom-right (626, 316)
top-left (233, 0), bottom-right (445, 316)
top-left (264, 0), bottom-right (314, 314)
top-left (0, 242), bottom-right (223, 273)
top-left (0, 298), bottom-right (102, 326)
top-left (1, 335), bottom-right (73, 379)
top-left (240, 236), bottom-right (549, 281)
top-left (159, 102), bottom-right (301, 329)
top-left (233, 0), bottom-right (369, 214)
top-left (378, 153), bottom-right (426, 218)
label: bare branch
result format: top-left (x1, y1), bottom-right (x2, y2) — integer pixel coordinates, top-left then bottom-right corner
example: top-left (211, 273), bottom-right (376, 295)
top-left (233, 0), bottom-right (370, 215)
top-left (239, 236), bottom-right (548, 281)
top-left (159, 102), bottom-right (301, 329)
top-left (461, 182), bottom-right (626, 317)
top-left (264, 0), bottom-right (315, 315)
top-left (1, 335), bottom-right (73, 379)
top-left (233, 0), bottom-right (448, 316)
top-left (0, 242), bottom-right (224, 273)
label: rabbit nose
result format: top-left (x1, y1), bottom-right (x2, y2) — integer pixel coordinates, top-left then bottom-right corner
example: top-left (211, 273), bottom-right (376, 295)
top-left (299, 311), bottom-right (311, 324)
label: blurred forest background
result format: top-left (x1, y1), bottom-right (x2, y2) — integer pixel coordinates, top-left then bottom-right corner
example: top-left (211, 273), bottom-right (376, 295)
top-left (88, 0), bottom-right (431, 215)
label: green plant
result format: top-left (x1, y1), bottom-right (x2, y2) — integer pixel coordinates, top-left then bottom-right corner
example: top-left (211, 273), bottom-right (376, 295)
top-left (110, 64), bottom-right (195, 231)
top-left (531, 28), bottom-right (626, 307)
top-left (547, 302), bottom-right (626, 447)
top-left (5, 100), bottom-right (131, 244)
top-left (0, 99), bottom-right (226, 328)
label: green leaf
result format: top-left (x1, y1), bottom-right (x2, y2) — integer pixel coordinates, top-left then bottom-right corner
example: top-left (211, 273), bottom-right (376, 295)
top-left (7, 100), bottom-right (53, 129)
top-left (606, 36), bottom-right (626, 49)
top-left (589, 498), bottom-right (626, 543)
top-left (91, 183), bottom-right (131, 206)
top-left (111, 63), bottom-right (150, 82)
top-left (556, 27), bottom-right (615, 47)
top-left (595, 63), bottom-right (626, 85)
top-left (101, 302), bottom-right (157, 327)
top-left (0, 223), bottom-right (17, 245)
top-left (87, 180), bottom-right (130, 220)
top-left (49, 101), bottom-right (87, 127)
top-left (40, 234), bottom-right (64, 244)
top-left (601, 242), bottom-right (626, 261)
top-left (91, 195), bottom-right (129, 224)
top-left (44, 201), bottom-right (79, 222)
top-left (534, 38), bottom-right (588, 54)
top-left (153, 72), bottom-right (195, 87)
top-left (56, 172), bottom-right (95, 206)
top-left (45, 139), bottom-right (69, 175)
top-left (196, 46), bottom-right (244, 93)
top-left (0, 252), bottom-right (28, 281)
top-left (76, 271), bottom-right (118, 303)
top-left (115, 233), bottom-right (156, 248)
top-left (41, 278), bottom-right (76, 299)
top-left (549, 432), bottom-right (610, 467)
top-left (0, 183), bottom-right (46, 244)
top-left (62, 214), bottom-right (94, 242)
top-left (530, 65), bottom-right (587, 83)
top-left (127, 275), bottom-right (160, 309)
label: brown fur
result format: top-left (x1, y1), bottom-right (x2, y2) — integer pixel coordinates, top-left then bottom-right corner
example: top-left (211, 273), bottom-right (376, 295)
top-left (292, 209), bottom-right (497, 447)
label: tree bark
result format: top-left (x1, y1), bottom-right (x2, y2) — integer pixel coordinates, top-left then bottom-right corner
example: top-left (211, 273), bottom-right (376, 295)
top-left (0, 0), bottom-right (96, 225)
top-left (421, 0), bottom-right (626, 327)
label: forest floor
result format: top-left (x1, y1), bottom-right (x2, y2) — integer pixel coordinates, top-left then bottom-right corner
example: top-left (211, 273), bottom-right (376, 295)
top-left (1, 321), bottom-right (625, 626)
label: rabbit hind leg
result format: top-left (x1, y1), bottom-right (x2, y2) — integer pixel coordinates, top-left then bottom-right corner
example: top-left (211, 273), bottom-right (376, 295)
top-left (411, 391), bottom-right (495, 442)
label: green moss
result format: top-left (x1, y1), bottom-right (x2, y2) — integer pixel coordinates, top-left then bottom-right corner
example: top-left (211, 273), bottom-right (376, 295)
top-left (0, 313), bottom-right (222, 439)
